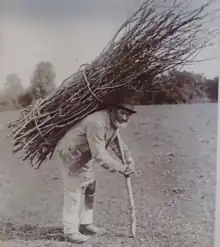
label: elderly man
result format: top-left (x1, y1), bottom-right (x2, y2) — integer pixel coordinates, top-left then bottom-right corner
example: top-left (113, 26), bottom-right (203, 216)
top-left (56, 99), bottom-right (136, 244)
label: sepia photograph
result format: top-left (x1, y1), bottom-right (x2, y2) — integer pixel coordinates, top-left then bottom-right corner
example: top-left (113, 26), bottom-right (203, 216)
top-left (0, 0), bottom-right (219, 246)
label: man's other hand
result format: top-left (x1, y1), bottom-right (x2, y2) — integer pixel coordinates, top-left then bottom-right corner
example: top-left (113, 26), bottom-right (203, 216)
top-left (124, 160), bottom-right (136, 176)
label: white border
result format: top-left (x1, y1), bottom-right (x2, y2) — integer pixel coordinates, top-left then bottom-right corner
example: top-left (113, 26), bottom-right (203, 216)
top-left (214, 59), bottom-right (220, 247)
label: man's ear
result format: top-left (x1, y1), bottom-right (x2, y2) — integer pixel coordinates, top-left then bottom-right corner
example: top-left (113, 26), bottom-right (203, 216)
top-left (110, 106), bottom-right (117, 113)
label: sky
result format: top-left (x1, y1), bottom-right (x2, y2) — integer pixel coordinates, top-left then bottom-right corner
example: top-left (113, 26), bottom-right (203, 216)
top-left (0, 0), bottom-right (219, 89)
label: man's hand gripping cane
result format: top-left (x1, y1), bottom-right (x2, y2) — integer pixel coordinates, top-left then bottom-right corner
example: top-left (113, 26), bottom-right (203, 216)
top-left (124, 159), bottom-right (136, 177)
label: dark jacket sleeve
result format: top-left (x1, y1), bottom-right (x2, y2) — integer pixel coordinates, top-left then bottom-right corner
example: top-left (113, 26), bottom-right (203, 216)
top-left (86, 120), bottom-right (126, 173)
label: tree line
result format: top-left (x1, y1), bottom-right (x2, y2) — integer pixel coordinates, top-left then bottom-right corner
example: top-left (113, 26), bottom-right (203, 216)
top-left (0, 61), bottom-right (218, 111)
top-left (137, 70), bottom-right (218, 105)
top-left (0, 61), bottom-right (56, 111)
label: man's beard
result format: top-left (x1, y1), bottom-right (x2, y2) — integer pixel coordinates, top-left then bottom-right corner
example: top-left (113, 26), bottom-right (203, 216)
top-left (114, 121), bottom-right (128, 129)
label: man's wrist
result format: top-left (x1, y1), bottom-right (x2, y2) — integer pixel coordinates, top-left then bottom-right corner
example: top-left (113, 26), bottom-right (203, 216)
top-left (119, 164), bottom-right (127, 174)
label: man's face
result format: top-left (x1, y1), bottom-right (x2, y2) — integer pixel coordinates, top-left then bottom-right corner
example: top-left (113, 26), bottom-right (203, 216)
top-left (111, 107), bottom-right (134, 129)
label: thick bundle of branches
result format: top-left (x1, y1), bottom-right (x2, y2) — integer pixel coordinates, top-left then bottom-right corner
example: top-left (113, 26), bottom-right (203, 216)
top-left (8, 0), bottom-right (218, 168)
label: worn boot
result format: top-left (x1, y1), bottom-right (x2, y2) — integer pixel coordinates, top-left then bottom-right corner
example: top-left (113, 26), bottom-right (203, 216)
top-left (65, 232), bottom-right (91, 244)
top-left (79, 224), bottom-right (107, 236)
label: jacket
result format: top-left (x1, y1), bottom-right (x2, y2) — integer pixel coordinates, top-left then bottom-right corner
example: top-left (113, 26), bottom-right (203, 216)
top-left (56, 109), bottom-right (134, 173)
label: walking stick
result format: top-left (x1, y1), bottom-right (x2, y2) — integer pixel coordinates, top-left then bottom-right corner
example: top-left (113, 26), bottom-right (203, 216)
top-left (117, 133), bottom-right (136, 238)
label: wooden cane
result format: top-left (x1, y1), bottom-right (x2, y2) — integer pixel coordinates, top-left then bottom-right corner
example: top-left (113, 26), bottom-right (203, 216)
top-left (117, 133), bottom-right (136, 238)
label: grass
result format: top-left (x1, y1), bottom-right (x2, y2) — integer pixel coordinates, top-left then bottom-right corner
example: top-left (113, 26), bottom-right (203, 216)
top-left (0, 103), bottom-right (217, 246)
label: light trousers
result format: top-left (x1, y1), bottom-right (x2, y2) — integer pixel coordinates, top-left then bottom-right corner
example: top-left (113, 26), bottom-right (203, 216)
top-left (62, 160), bottom-right (96, 234)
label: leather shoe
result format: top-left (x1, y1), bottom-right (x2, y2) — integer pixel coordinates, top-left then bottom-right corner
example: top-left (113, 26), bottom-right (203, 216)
top-left (79, 224), bottom-right (107, 236)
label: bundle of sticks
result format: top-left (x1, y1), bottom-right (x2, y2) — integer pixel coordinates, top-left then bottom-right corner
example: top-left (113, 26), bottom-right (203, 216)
top-left (8, 0), bottom-right (217, 168)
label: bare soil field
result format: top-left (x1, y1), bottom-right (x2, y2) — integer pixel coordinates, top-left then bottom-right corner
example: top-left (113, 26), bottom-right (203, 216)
top-left (0, 103), bottom-right (217, 247)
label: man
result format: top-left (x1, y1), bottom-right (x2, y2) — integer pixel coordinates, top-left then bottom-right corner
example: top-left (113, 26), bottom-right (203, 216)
top-left (56, 99), bottom-right (136, 244)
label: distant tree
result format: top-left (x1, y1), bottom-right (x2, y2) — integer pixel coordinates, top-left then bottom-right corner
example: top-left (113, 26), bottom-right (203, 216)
top-left (137, 69), bottom-right (211, 105)
top-left (0, 91), bottom-right (8, 110)
top-left (17, 90), bottom-right (33, 108)
top-left (5, 73), bottom-right (24, 95)
top-left (30, 61), bottom-right (56, 100)
top-left (167, 70), bottom-right (208, 103)
top-left (2, 73), bottom-right (24, 108)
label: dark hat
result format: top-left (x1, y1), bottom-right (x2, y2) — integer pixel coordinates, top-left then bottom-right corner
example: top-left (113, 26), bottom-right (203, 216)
top-left (102, 89), bottom-right (138, 114)
top-left (110, 102), bottom-right (137, 114)
top-left (108, 94), bottom-right (137, 114)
